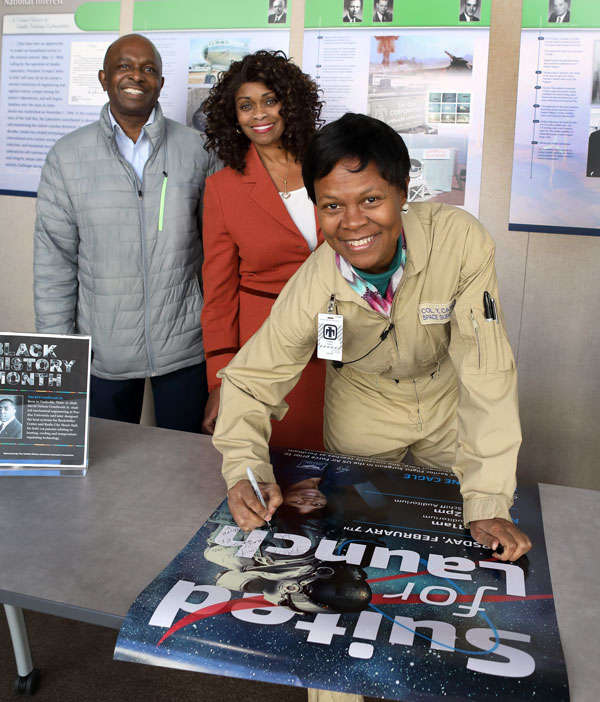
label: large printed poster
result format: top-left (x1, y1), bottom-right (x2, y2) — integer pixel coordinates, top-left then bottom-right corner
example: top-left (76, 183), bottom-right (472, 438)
top-left (115, 449), bottom-right (569, 702)
top-left (302, 0), bottom-right (490, 216)
top-left (509, 2), bottom-right (600, 235)
top-left (0, 0), bottom-right (290, 196)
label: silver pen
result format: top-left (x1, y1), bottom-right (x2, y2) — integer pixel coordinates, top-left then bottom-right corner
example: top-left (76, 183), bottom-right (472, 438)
top-left (246, 466), bottom-right (268, 510)
top-left (490, 297), bottom-right (498, 324)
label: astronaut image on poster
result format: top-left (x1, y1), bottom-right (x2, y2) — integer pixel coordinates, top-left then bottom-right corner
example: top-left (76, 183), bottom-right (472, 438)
top-left (114, 449), bottom-right (569, 702)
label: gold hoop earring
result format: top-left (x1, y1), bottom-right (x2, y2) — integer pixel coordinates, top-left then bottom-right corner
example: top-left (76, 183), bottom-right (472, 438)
top-left (235, 125), bottom-right (242, 134)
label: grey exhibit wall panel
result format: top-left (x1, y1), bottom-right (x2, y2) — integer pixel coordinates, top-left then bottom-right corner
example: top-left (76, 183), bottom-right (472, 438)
top-left (516, 231), bottom-right (600, 490)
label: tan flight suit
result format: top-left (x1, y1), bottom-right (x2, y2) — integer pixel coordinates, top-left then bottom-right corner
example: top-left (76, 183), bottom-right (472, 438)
top-left (213, 203), bottom-right (521, 526)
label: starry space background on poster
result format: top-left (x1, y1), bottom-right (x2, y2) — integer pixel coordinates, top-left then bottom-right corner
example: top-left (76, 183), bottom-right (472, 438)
top-left (114, 449), bottom-right (569, 702)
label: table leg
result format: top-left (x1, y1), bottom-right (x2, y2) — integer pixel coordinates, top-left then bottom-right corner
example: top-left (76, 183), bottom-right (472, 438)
top-left (307, 690), bottom-right (363, 702)
top-left (4, 605), bottom-right (33, 676)
top-left (4, 604), bottom-right (41, 694)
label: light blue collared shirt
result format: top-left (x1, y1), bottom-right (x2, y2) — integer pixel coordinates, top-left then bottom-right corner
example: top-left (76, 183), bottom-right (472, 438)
top-left (109, 107), bottom-right (155, 184)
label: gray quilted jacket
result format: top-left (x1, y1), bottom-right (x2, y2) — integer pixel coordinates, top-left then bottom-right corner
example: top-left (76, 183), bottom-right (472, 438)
top-left (34, 102), bottom-right (218, 380)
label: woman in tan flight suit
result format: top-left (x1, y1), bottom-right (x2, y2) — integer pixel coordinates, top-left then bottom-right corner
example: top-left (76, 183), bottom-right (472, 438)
top-left (213, 113), bottom-right (532, 563)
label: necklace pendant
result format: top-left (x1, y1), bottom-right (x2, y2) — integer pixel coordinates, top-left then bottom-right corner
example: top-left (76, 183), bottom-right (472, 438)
top-left (281, 191), bottom-right (291, 199)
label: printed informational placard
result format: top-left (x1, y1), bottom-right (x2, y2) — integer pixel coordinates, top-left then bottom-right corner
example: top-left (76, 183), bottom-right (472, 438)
top-left (0, 0), bottom-right (290, 196)
top-left (0, 332), bottom-right (91, 476)
top-left (509, 2), bottom-right (600, 235)
top-left (115, 449), bottom-right (569, 702)
top-left (302, 0), bottom-right (490, 216)
top-left (0, 0), bottom-right (118, 196)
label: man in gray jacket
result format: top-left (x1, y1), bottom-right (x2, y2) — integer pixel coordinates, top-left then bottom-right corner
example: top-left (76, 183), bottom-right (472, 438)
top-left (34, 34), bottom-right (217, 432)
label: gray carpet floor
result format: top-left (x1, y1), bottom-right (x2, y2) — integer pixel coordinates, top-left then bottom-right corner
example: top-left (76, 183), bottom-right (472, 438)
top-left (0, 609), bottom-right (337, 701)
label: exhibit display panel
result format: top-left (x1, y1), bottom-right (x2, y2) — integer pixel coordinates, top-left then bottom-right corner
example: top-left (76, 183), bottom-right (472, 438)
top-left (0, 0), bottom-right (290, 196)
top-left (302, 0), bottom-right (490, 216)
top-left (509, 1), bottom-right (600, 236)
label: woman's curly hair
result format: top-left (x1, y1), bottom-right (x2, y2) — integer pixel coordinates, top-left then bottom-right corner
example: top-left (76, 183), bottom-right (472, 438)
top-left (202, 50), bottom-right (324, 172)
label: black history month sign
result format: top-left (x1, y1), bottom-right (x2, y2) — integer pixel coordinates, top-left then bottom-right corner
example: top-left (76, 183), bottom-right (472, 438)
top-left (114, 449), bottom-right (569, 701)
top-left (0, 331), bottom-right (90, 476)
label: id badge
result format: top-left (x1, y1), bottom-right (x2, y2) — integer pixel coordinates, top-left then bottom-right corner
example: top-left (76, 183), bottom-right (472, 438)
top-left (317, 313), bottom-right (343, 361)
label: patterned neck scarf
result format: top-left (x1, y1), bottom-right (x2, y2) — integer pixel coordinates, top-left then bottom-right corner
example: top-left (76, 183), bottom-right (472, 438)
top-left (335, 232), bottom-right (407, 316)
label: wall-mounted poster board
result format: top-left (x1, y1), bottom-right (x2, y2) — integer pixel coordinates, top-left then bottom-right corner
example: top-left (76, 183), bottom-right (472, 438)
top-left (0, 0), bottom-right (118, 196)
top-left (0, 0), bottom-right (290, 196)
top-left (0, 331), bottom-right (91, 476)
top-left (1, 0), bottom-right (488, 215)
top-left (509, 1), bottom-right (600, 236)
top-left (302, 0), bottom-right (491, 216)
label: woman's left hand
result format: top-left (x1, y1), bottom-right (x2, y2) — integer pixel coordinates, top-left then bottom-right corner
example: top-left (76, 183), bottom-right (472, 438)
top-left (202, 388), bottom-right (220, 435)
top-left (469, 518), bottom-right (532, 562)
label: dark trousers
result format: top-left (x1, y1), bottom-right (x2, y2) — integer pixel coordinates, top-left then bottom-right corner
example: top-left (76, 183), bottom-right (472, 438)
top-left (90, 362), bottom-right (208, 434)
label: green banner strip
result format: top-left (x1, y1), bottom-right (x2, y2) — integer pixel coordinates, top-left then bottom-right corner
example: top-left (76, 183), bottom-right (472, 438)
top-left (76, 0), bottom-right (528, 32)
top-left (305, 0), bottom-right (490, 28)
top-left (133, 0), bottom-right (289, 31)
top-left (76, 0), bottom-right (291, 31)
top-left (75, 2), bottom-right (120, 31)
top-left (522, 0), bottom-right (600, 28)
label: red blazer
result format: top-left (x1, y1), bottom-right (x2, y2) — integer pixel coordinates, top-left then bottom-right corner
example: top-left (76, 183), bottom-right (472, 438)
top-left (202, 144), bottom-right (324, 390)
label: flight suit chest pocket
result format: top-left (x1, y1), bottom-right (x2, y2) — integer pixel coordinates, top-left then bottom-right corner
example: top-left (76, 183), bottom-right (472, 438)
top-left (418, 301), bottom-right (453, 362)
top-left (455, 306), bottom-right (515, 375)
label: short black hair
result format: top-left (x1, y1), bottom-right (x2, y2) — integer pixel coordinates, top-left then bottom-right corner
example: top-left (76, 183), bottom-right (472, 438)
top-left (302, 113), bottom-right (410, 202)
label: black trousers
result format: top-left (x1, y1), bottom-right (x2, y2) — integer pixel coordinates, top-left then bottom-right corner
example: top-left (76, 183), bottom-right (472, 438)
top-left (90, 362), bottom-right (208, 434)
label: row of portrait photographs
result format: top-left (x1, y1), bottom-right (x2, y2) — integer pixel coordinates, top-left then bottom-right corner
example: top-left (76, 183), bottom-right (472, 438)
top-left (0, 395), bottom-right (23, 440)
top-left (272, 0), bottom-right (572, 26)
top-left (343, 0), bottom-right (394, 23)
top-left (458, 0), bottom-right (573, 24)
top-left (340, 0), bottom-right (483, 24)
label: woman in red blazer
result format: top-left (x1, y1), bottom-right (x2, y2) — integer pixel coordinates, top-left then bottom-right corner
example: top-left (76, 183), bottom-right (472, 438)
top-left (201, 50), bottom-right (326, 450)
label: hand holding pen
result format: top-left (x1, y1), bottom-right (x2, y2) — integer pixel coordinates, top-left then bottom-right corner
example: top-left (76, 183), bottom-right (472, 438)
top-left (227, 467), bottom-right (282, 531)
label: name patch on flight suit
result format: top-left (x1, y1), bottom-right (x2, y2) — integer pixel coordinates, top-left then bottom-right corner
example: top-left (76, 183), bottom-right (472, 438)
top-left (418, 300), bottom-right (456, 325)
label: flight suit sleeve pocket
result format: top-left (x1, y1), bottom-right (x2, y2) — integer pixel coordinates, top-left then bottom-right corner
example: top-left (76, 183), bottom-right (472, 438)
top-left (455, 306), bottom-right (515, 375)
